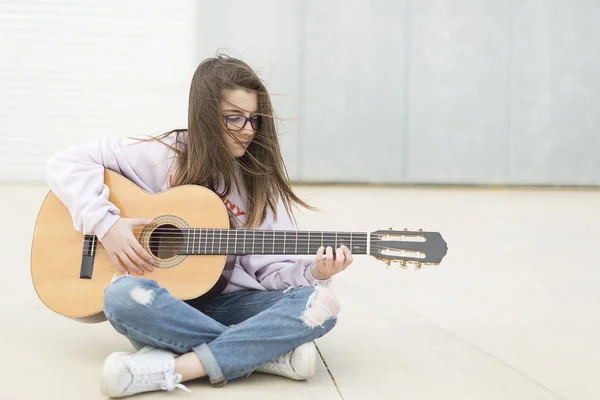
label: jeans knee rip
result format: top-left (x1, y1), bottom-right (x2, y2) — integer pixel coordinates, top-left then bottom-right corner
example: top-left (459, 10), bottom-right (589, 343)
top-left (130, 286), bottom-right (155, 306)
top-left (300, 286), bottom-right (340, 328)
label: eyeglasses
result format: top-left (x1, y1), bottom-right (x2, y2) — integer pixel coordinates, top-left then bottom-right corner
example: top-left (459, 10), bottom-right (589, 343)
top-left (223, 114), bottom-right (262, 131)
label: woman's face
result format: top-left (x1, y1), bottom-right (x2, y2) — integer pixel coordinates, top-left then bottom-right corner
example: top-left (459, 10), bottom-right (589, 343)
top-left (220, 88), bottom-right (259, 158)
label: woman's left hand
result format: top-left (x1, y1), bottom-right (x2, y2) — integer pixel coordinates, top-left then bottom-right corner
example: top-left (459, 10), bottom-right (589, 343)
top-left (310, 245), bottom-right (353, 280)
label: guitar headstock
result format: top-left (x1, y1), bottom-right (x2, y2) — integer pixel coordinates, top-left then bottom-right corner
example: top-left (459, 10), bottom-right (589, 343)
top-left (370, 228), bottom-right (448, 269)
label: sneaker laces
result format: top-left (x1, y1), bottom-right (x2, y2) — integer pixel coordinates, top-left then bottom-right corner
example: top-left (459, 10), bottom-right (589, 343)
top-left (132, 364), bottom-right (191, 393)
top-left (160, 371), bottom-right (190, 393)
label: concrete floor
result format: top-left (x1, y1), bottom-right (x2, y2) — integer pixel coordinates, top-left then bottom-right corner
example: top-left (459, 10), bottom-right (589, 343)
top-left (1, 183), bottom-right (599, 399)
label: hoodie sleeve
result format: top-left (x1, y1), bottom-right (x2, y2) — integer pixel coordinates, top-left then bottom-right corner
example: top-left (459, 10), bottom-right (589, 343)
top-left (238, 199), bottom-right (332, 290)
top-left (46, 136), bottom-right (173, 240)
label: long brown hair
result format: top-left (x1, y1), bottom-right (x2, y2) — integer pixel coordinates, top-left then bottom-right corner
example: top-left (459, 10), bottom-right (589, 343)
top-left (151, 54), bottom-right (313, 227)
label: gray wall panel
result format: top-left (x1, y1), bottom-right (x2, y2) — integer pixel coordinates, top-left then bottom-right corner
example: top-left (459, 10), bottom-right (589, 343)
top-left (509, 0), bottom-right (553, 184)
top-left (192, 0), bottom-right (600, 186)
top-left (510, 1), bottom-right (600, 185)
top-left (407, 0), bottom-right (509, 184)
top-left (301, 0), bottom-right (407, 183)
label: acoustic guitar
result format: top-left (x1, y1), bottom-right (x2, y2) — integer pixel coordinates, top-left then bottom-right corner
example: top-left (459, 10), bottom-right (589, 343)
top-left (30, 169), bottom-right (448, 323)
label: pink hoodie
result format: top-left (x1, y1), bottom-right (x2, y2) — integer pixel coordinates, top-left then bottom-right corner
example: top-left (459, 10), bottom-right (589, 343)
top-left (45, 132), bottom-right (331, 293)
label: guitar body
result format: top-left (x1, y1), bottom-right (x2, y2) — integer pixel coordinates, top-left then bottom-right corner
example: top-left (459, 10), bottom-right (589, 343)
top-left (30, 170), bottom-right (231, 322)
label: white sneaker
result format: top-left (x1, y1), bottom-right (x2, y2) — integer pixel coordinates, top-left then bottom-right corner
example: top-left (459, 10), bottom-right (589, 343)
top-left (255, 341), bottom-right (317, 380)
top-left (100, 346), bottom-right (190, 398)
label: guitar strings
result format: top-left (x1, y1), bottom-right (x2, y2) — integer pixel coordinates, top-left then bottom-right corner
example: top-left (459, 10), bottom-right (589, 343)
top-left (117, 227), bottom-right (420, 235)
top-left (89, 238), bottom-right (373, 245)
top-left (88, 240), bottom-right (373, 247)
top-left (87, 228), bottom-right (414, 240)
top-left (85, 230), bottom-right (428, 254)
top-left (87, 236), bottom-right (420, 249)
top-left (121, 229), bottom-right (374, 235)
top-left (87, 242), bottom-right (422, 253)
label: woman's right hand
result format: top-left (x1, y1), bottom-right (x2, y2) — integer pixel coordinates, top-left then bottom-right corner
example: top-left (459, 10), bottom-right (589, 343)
top-left (101, 218), bottom-right (155, 275)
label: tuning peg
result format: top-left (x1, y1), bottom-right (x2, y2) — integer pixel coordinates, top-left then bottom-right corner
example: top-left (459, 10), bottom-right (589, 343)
top-left (400, 261), bottom-right (408, 269)
top-left (384, 260), bottom-right (391, 269)
top-left (418, 228), bottom-right (423, 232)
top-left (415, 263), bottom-right (423, 270)
top-left (388, 227), bottom-right (393, 230)
top-left (403, 228), bottom-right (408, 231)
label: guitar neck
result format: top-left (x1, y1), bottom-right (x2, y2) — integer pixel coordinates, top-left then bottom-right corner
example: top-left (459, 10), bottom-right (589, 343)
top-left (179, 228), bottom-right (369, 256)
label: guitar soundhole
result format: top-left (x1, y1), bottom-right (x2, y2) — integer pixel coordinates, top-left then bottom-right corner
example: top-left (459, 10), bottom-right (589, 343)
top-left (149, 224), bottom-right (183, 260)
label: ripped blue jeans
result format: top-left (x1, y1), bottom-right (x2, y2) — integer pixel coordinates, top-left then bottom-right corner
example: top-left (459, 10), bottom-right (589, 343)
top-left (102, 276), bottom-right (339, 386)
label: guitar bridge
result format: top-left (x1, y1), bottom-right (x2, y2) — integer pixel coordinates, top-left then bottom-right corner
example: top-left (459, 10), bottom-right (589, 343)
top-left (80, 235), bottom-right (98, 279)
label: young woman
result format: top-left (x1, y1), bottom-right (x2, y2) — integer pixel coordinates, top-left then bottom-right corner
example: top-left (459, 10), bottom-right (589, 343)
top-left (46, 55), bottom-right (353, 398)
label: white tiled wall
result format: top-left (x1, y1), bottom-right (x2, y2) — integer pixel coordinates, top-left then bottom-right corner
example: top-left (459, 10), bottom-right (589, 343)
top-left (0, 0), bottom-right (197, 181)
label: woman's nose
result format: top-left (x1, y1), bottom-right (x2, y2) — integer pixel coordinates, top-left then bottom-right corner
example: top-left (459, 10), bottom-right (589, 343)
top-left (240, 124), bottom-right (254, 135)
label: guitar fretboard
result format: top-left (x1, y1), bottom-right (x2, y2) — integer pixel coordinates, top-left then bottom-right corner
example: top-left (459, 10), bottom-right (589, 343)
top-left (179, 229), bottom-right (369, 255)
